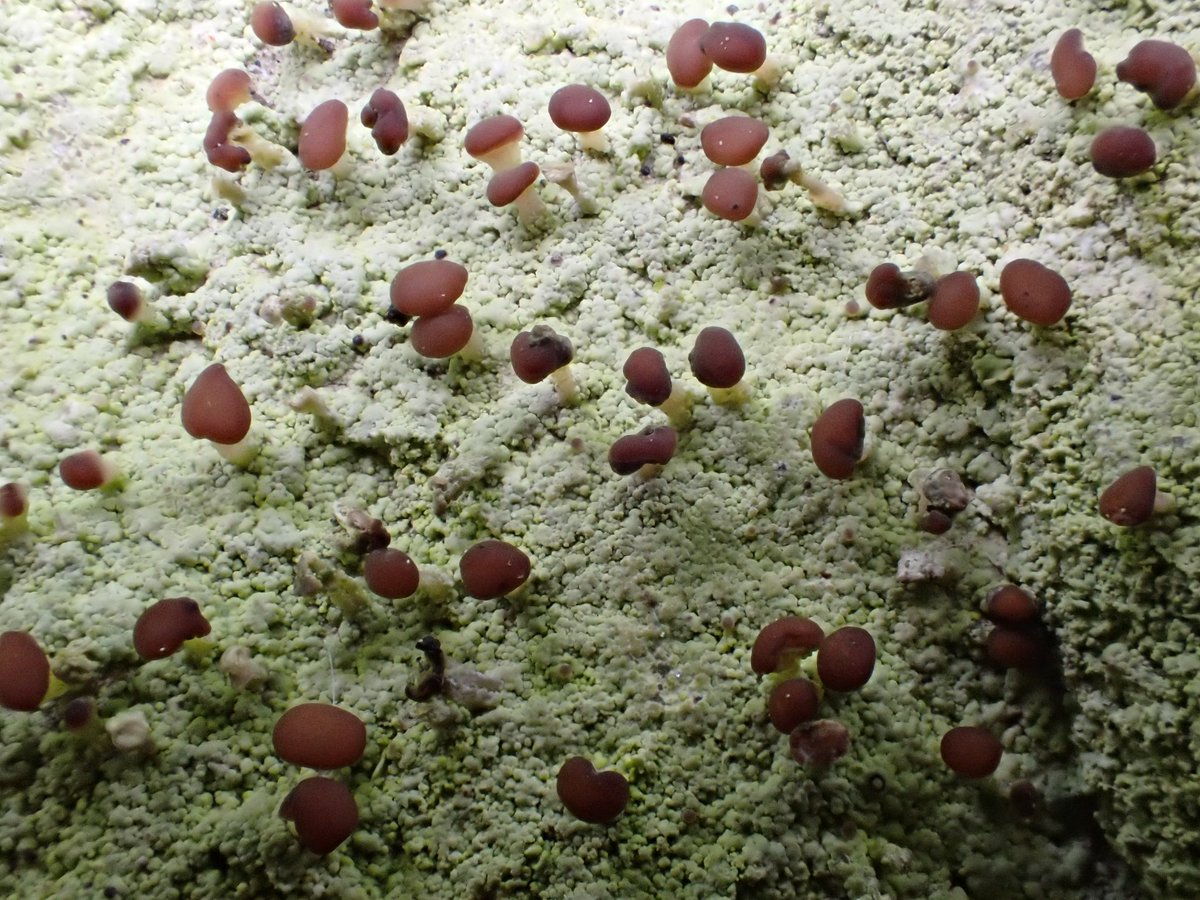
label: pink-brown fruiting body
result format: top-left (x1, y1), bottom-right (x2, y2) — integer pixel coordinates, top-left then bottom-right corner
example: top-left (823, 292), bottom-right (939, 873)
top-left (133, 598), bottom-right (212, 660)
top-left (701, 168), bottom-right (758, 222)
top-left (1090, 126), bottom-right (1156, 179)
top-left (250, 1), bottom-right (295, 46)
top-left (623, 348), bottom-right (672, 406)
top-left (688, 326), bottom-right (745, 389)
top-left (986, 626), bottom-right (1046, 671)
top-left (106, 281), bottom-right (145, 322)
top-left (750, 617), bottom-right (824, 675)
top-left (361, 89), bottom-right (408, 155)
top-left (927, 272), bottom-right (980, 330)
top-left (941, 726), bottom-right (1003, 778)
top-left (984, 585), bottom-right (1038, 625)
top-left (548, 84), bottom-right (611, 134)
top-left (1116, 39), bottom-right (1197, 110)
top-left (700, 22), bottom-right (767, 73)
top-left (273, 703), bottom-right (367, 769)
top-left (789, 719), bottom-right (850, 767)
top-left (556, 756), bottom-right (629, 824)
top-left (280, 776), bottom-right (358, 855)
top-left (510, 325), bottom-right (574, 384)
top-left (410, 305), bottom-right (475, 358)
top-left (1, 482), bottom-right (29, 520)
top-left (666, 19), bottom-right (713, 88)
top-left (390, 259), bottom-right (468, 317)
top-left (768, 678), bottom-right (820, 733)
top-left (1050, 29), bottom-right (1097, 101)
top-left (204, 111), bottom-right (251, 172)
top-left (59, 450), bottom-right (117, 491)
top-left (181, 363), bottom-right (252, 446)
top-left (63, 696), bottom-right (97, 731)
top-left (0, 630), bottom-right (50, 712)
top-left (464, 115), bottom-right (524, 171)
top-left (810, 399), bottom-right (865, 480)
top-left (459, 539), bottom-right (531, 600)
top-left (1099, 465), bottom-right (1157, 526)
top-left (299, 100), bottom-right (349, 171)
top-left (998, 258), bottom-right (1072, 326)
top-left (487, 160), bottom-right (541, 207)
top-left (700, 116), bottom-right (769, 166)
top-left (363, 548), bottom-right (420, 599)
top-left (206, 69), bottom-right (253, 113)
top-left (608, 425), bottom-right (678, 475)
top-left (331, 0), bottom-right (378, 30)
top-left (865, 263), bottom-right (935, 310)
top-left (816, 626), bottom-right (875, 692)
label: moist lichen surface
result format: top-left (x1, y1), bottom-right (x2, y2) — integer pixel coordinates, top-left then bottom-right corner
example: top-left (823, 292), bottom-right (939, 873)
top-left (1, 0), bottom-right (1198, 897)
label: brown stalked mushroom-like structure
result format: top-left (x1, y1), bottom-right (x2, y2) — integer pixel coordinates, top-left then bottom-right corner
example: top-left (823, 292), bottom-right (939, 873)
top-left (1, 482), bottom-right (28, 540)
top-left (331, 0), bottom-right (378, 30)
top-left (1099, 465), bottom-right (1159, 526)
top-left (998, 258), bottom-right (1072, 327)
top-left (299, 100), bottom-right (349, 171)
top-left (984, 584), bottom-right (1039, 625)
top-left (790, 720), bottom-right (850, 767)
top-left (133, 598), bottom-right (212, 660)
top-left (106, 281), bottom-right (147, 323)
top-left (0, 630), bottom-right (51, 712)
top-left (700, 116), bottom-right (769, 167)
top-left (810, 398), bottom-right (865, 480)
top-left (927, 271), bottom-right (980, 331)
top-left (363, 547), bottom-right (420, 599)
top-left (1116, 39), bottom-right (1197, 110)
top-left (548, 84), bottom-right (611, 154)
top-left (280, 777), bottom-right (358, 855)
top-left (206, 69), bottom-right (253, 114)
top-left (688, 325), bottom-right (748, 405)
top-left (608, 425), bottom-right (678, 476)
top-left (1050, 29), bottom-right (1096, 101)
top-left (390, 258), bottom-right (468, 318)
top-left (750, 616), bottom-right (824, 675)
top-left (1090, 126), bottom-right (1156, 179)
top-left (410, 304), bottom-right (482, 360)
top-left (60, 450), bottom-right (121, 491)
top-left (510, 324), bottom-right (577, 403)
top-left (181, 363), bottom-right (255, 463)
top-left (816, 626), bottom-right (875, 692)
top-left (768, 678), bottom-right (820, 734)
top-left (667, 19), bottom-right (712, 89)
top-left (273, 703), bottom-right (367, 769)
top-left (464, 114), bottom-right (525, 173)
top-left (487, 161), bottom-right (546, 226)
top-left (204, 111), bottom-right (251, 172)
top-left (460, 539), bottom-right (531, 600)
top-left (361, 88), bottom-right (407, 155)
top-left (623, 347), bottom-right (690, 427)
top-left (865, 262), bottom-right (936, 310)
top-left (556, 756), bottom-right (630, 824)
top-left (941, 726), bottom-right (1003, 779)
top-left (250, 1), bottom-right (295, 45)
top-left (702, 168), bottom-right (760, 225)
top-left (700, 21), bottom-right (780, 89)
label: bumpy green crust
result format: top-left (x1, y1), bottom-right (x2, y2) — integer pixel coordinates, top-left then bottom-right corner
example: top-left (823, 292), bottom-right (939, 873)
top-left (1, 0), bottom-right (1196, 896)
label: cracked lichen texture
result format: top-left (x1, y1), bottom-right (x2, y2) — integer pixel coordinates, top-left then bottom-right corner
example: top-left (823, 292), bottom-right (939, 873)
top-left (0, 0), bottom-right (1196, 897)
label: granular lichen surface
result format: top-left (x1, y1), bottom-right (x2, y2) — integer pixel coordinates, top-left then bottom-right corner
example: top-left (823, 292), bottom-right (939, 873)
top-left (1, 0), bottom-right (1197, 897)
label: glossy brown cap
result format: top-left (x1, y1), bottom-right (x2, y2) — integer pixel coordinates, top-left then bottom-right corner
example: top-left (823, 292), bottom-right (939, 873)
top-left (810, 398), bottom-right (864, 480)
top-left (556, 756), bottom-right (629, 824)
top-left (59, 450), bottom-right (116, 491)
top-left (106, 281), bottom-right (145, 322)
top-left (0, 630), bottom-right (50, 712)
top-left (750, 616), bottom-right (824, 674)
top-left (999, 258), bottom-right (1071, 326)
top-left (331, 0), bottom-right (378, 30)
top-left (410, 305), bottom-right (474, 358)
top-left (623, 347), bottom-right (672, 406)
top-left (181, 363), bottom-right (252, 445)
top-left (250, 1), bottom-right (295, 46)
top-left (608, 425), bottom-right (678, 475)
top-left (700, 116), bottom-right (769, 166)
top-left (701, 168), bottom-right (758, 222)
top-left (133, 598), bottom-right (212, 660)
top-left (1099, 465), bottom-right (1157, 526)
top-left (361, 88), bottom-right (407, 155)
top-left (464, 115), bottom-right (524, 159)
top-left (510, 325), bottom-right (574, 383)
top-left (1050, 29), bottom-right (1096, 101)
top-left (927, 271), bottom-right (980, 330)
top-left (390, 259), bottom-right (468, 317)
top-left (700, 22), bottom-right (767, 73)
top-left (666, 19), bottom-right (713, 88)
top-left (363, 548), bottom-right (420, 599)
top-left (816, 626), bottom-right (875, 692)
top-left (548, 85), bottom-right (611, 133)
top-left (1090, 126), bottom-right (1156, 178)
top-left (273, 703), bottom-right (367, 769)
top-left (688, 326), bottom-right (744, 389)
top-left (984, 585), bottom-right (1039, 625)
top-left (487, 161), bottom-right (540, 207)
top-left (1116, 39), bottom-right (1197, 110)
top-left (940, 726), bottom-right (1002, 779)
top-left (299, 100), bottom-right (349, 171)
top-left (280, 777), bottom-right (359, 855)
top-left (206, 69), bottom-right (253, 113)
top-left (459, 539), bottom-right (531, 599)
top-left (768, 678), bottom-right (820, 734)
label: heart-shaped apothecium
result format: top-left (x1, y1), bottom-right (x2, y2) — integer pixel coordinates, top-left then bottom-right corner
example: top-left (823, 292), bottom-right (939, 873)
top-left (556, 756), bottom-right (629, 824)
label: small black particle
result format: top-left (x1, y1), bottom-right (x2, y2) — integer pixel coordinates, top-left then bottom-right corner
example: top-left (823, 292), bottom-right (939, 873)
top-left (212, 208), bottom-right (228, 221)
top-left (104, 889), bottom-right (120, 899)
top-left (351, 334), bottom-right (365, 348)
top-left (434, 249), bottom-right (448, 259)
top-left (868, 773), bottom-right (886, 791)
top-left (674, 155), bottom-right (685, 167)
top-left (119, 138), bottom-right (130, 146)
top-left (385, 307), bottom-right (410, 326)
top-left (726, 4), bottom-right (738, 13)
top-left (660, 133), bottom-right (676, 145)
top-left (549, 253), bottom-right (564, 266)
top-left (640, 163), bottom-right (652, 176)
